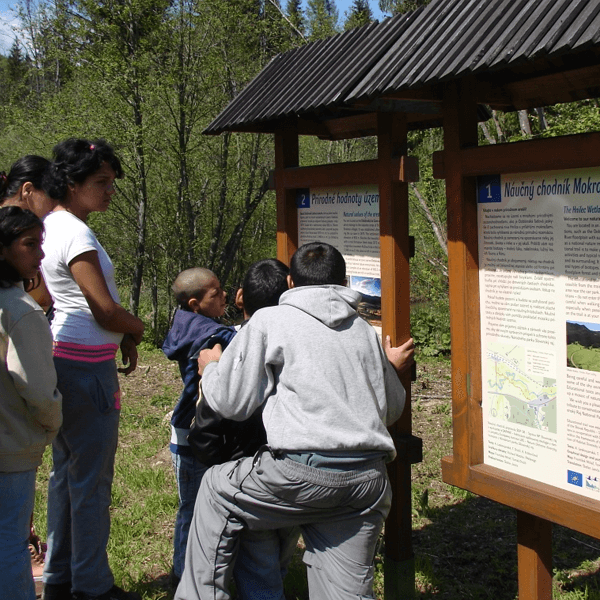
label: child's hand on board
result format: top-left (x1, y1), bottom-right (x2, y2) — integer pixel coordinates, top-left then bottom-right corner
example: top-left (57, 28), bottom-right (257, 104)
top-left (384, 336), bottom-right (415, 375)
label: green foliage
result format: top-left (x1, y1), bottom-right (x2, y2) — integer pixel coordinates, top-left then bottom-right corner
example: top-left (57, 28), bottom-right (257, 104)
top-left (378, 0), bottom-right (431, 16)
top-left (306, 0), bottom-right (340, 39)
top-left (543, 100), bottom-right (600, 137)
top-left (344, 0), bottom-right (375, 30)
top-left (411, 300), bottom-right (451, 357)
top-left (286, 0), bottom-right (306, 37)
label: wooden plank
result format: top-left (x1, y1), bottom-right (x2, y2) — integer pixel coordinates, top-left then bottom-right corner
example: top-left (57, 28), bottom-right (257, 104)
top-left (277, 160), bottom-right (378, 189)
top-left (377, 111), bottom-right (415, 600)
top-left (275, 157), bottom-right (417, 189)
top-left (503, 63), bottom-right (600, 110)
top-left (275, 119), bottom-right (299, 265)
top-left (517, 512), bottom-right (552, 600)
top-left (320, 113), bottom-right (378, 139)
top-left (434, 131), bottom-right (600, 177)
top-left (442, 78), bottom-right (480, 488)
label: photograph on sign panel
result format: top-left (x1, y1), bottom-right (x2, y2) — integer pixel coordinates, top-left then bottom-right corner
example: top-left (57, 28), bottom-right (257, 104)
top-left (567, 320), bottom-right (600, 372)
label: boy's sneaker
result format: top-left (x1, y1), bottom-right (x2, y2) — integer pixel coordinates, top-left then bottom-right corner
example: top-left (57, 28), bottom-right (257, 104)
top-left (42, 582), bottom-right (72, 600)
top-left (72, 585), bottom-right (141, 600)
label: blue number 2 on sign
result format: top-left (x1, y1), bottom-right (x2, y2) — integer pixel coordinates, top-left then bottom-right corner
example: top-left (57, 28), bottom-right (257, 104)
top-left (296, 188), bottom-right (310, 209)
top-left (477, 175), bottom-right (501, 203)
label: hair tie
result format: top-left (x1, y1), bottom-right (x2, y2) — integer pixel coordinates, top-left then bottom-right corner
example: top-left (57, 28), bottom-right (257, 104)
top-left (0, 172), bottom-right (6, 183)
top-left (89, 144), bottom-right (95, 151)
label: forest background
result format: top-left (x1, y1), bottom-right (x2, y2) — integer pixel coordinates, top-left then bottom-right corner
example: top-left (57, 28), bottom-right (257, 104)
top-left (1, 0), bottom-right (598, 351)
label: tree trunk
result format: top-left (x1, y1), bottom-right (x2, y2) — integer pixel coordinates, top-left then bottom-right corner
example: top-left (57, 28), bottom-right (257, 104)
top-left (129, 85), bottom-right (148, 317)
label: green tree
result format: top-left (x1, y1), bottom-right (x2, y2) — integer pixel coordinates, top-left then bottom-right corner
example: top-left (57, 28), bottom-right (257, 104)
top-left (285, 0), bottom-right (306, 38)
top-left (306, 0), bottom-right (339, 39)
top-left (379, 0), bottom-right (430, 15)
top-left (344, 0), bottom-right (374, 30)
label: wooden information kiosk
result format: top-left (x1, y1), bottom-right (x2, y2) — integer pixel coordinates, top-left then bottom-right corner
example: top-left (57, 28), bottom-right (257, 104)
top-left (437, 78), bottom-right (600, 600)
top-left (204, 2), bottom-right (600, 597)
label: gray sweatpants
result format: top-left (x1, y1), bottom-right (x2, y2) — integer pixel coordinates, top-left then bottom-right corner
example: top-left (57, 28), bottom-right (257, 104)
top-left (176, 447), bottom-right (392, 600)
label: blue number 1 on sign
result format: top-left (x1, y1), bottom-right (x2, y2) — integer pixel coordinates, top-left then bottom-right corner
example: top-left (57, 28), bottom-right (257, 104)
top-left (477, 175), bottom-right (501, 203)
top-left (296, 188), bottom-right (310, 209)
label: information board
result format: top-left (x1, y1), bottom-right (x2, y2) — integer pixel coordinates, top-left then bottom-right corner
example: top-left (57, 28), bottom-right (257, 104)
top-left (478, 167), bottom-right (600, 498)
top-left (297, 184), bottom-right (381, 326)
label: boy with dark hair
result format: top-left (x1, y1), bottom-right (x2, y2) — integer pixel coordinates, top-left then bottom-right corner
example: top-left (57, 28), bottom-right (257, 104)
top-left (234, 258), bottom-right (289, 319)
top-left (176, 242), bottom-right (415, 600)
top-left (162, 267), bottom-right (236, 588)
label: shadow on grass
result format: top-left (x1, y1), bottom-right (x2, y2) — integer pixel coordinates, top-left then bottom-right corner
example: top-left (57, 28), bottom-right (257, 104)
top-left (409, 492), bottom-right (600, 599)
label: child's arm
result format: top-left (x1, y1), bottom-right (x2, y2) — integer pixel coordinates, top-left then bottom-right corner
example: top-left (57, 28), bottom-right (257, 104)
top-left (7, 310), bottom-right (62, 435)
top-left (198, 325), bottom-right (273, 420)
top-left (197, 343), bottom-right (223, 375)
top-left (382, 336), bottom-right (413, 425)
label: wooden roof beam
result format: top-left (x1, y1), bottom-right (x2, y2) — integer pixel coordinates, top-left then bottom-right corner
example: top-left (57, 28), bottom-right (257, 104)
top-left (475, 63), bottom-right (600, 110)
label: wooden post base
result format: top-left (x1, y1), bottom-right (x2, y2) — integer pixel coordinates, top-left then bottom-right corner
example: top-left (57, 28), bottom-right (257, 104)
top-left (517, 511), bottom-right (552, 600)
top-left (384, 555), bottom-right (416, 600)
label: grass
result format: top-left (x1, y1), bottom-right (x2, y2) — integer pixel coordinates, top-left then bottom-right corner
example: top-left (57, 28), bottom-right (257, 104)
top-left (568, 343), bottom-right (600, 372)
top-left (32, 349), bottom-right (600, 599)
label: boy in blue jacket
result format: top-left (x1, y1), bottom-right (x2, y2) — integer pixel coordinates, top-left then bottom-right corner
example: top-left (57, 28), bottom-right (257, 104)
top-left (162, 267), bottom-right (236, 588)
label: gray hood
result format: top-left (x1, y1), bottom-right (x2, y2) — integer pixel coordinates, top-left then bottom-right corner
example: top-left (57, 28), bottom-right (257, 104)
top-left (278, 285), bottom-right (361, 328)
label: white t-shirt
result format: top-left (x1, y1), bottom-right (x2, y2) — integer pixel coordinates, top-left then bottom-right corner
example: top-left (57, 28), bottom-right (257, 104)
top-left (41, 210), bottom-right (123, 346)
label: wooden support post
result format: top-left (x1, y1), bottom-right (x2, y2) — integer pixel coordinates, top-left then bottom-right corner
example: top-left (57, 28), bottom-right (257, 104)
top-left (275, 119), bottom-right (299, 265)
top-left (517, 511), bottom-right (552, 600)
top-left (377, 111), bottom-right (415, 599)
top-left (441, 78), bottom-right (482, 488)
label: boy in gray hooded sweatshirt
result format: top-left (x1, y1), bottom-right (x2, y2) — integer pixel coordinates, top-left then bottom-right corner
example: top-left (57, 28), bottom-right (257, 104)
top-left (176, 242), bottom-right (414, 600)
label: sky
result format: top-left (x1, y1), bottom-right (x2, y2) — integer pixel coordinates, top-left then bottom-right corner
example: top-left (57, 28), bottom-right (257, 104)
top-left (0, 0), bottom-right (386, 55)
top-left (0, 0), bottom-right (18, 54)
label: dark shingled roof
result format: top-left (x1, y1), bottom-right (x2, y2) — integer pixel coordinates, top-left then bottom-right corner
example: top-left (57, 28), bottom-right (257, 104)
top-left (205, 0), bottom-right (600, 135)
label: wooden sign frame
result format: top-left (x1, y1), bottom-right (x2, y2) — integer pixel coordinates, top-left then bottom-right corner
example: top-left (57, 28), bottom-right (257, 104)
top-left (436, 79), bottom-right (600, 599)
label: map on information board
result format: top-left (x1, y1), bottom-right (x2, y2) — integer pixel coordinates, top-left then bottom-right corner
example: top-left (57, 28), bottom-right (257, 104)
top-left (487, 342), bottom-right (557, 433)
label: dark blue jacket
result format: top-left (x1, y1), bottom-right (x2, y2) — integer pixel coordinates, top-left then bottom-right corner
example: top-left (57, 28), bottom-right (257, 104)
top-left (162, 309), bottom-right (236, 455)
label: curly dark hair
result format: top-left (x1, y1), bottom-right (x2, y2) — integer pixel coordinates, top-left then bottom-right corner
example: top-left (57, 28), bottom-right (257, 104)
top-left (45, 138), bottom-right (123, 202)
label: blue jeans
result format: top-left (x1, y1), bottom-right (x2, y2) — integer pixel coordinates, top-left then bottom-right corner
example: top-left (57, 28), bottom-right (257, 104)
top-left (0, 470), bottom-right (36, 600)
top-left (171, 451), bottom-right (209, 579)
top-left (234, 527), bottom-right (300, 600)
top-left (44, 357), bottom-right (120, 596)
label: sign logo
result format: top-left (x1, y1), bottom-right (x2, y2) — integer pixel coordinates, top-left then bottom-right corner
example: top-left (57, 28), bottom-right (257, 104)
top-left (568, 470), bottom-right (583, 487)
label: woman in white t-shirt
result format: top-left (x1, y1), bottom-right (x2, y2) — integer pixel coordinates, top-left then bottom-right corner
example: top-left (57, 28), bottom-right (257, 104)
top-left (40, 139), bottom-right (144, 600)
